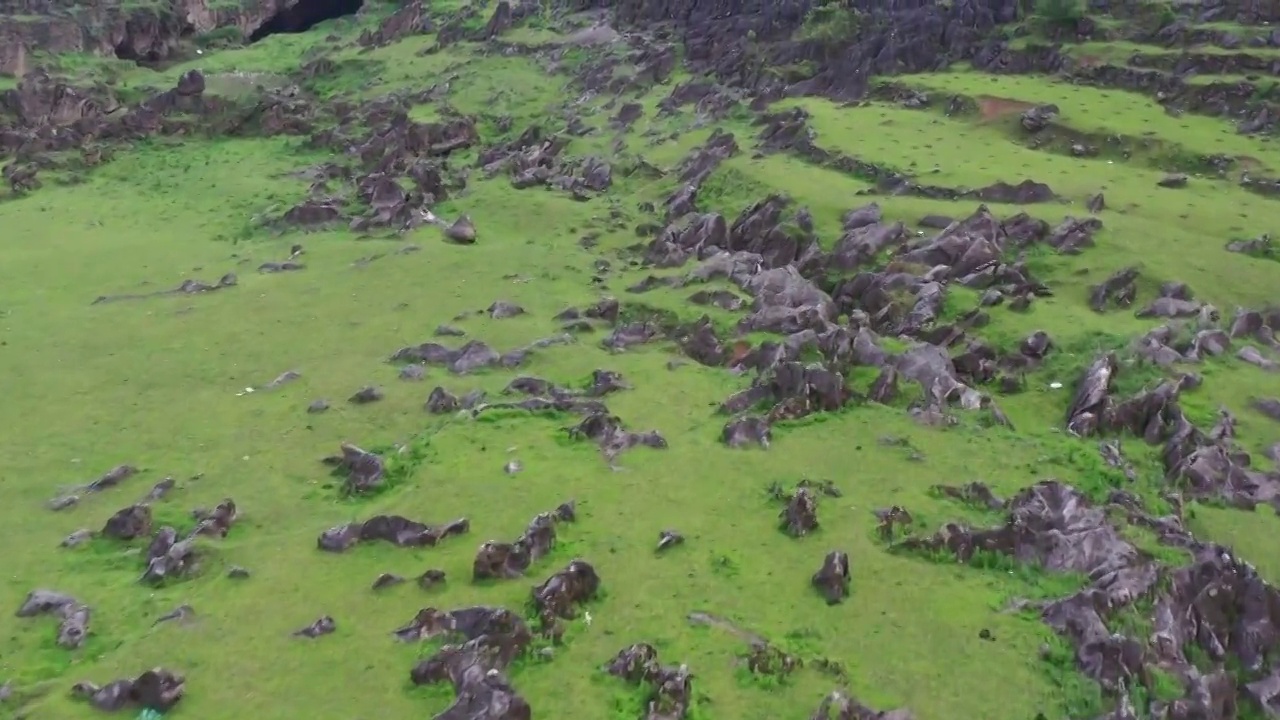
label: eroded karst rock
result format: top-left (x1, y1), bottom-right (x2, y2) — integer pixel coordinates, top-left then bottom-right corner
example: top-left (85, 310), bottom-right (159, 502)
top-left (722, 415), bottom-right (772, 449)
top-left (811, 551), bottom-right (850, 605)
top-left (47, 464), bottom-right (138, 510)
top-left (530, 559), bottom-right (600, 630)
top-left (566, 411), bottom-right (667, 465)
top-left (605, 643), bottom-right (692, 720)
top-left (810, 690), bottom-right (914, 720)
top-left (318, 515), bottom-right (469, 552)
top-left (405, 606), bottom-right (533, 719)
top-left (139, 527), bottom-right (191, 585)
top-left (101, 504), bottom-right (153, 541)
top-left (293, 616), bottom-right (336, 638)
top-left (323, 442), bottom-right (386, 495)
top-left (15, 590), bottom-right (90, 649)
top-left (780, 486), bottom-right (819, 537)
top-left (899, 480), bottom-right (1137, 575)
top-left (473, 504), bottom-right (575, 580)
top-left (71, 668), bottom-right (184, 713)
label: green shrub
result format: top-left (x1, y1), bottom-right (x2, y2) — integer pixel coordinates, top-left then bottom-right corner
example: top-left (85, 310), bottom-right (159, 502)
top-left (195, 26), bottom-right (245, 50)
top-left (797, 2), bottom-right (862, 43)
top-left (1032, 0), bottom-right (1085, 25)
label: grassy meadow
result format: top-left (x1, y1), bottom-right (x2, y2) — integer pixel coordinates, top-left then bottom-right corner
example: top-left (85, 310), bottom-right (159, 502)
top-left (1, 3), bottom-right (1279, 720)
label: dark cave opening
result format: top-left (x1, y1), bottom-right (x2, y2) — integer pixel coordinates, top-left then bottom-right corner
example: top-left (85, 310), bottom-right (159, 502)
top-left (113, 42), bottom-right (165, 65)
top-left (249, 0), bottom-right (365, 43)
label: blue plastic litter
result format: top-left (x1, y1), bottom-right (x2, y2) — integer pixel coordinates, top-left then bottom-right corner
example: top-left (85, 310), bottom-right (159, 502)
top-left (136, 709), bottom-right (163, 720)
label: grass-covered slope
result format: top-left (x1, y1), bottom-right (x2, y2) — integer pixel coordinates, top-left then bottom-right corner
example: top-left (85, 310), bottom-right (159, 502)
top-left (1, 3), bottom-right (1279, 720)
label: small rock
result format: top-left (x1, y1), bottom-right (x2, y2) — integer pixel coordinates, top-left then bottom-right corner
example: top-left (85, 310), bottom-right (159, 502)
top-left (293, 616), bottom-right (336, 638)
top-left (48, 495), bottom-right (79, 511)
top-left (434, 325), bottom-right (465, 337)
top-left (372, 573), bottom-right (405, 591)
top-left (153, 604), bottom-right (195, 626)
top-left (227, 566), bottom-right (251, 579)
top-left (487, 301), bottom-right (525, 319)
top-left (418, 569), bottom-right (446, 590)
top-left (144, 477), bottom-right (176, 501)
top-left (444, 215), bottom-right (477, 244)
top-left (1020, 104), bottom-right (1058, 132)
top-left (307, 399), bottom-right (330, 413)
top-left (1158, 173), bottom-right (1189, 189)
top-left (348, 386), bottom-right (384, 404)
top-left (264, 370), bottom-right (301, 389)
top-left (656, 530), bottom-right (684, 552)
top-left (60, 529), bottom-right (94, 548)
top-left (399, 365), bottom-right (426, 381)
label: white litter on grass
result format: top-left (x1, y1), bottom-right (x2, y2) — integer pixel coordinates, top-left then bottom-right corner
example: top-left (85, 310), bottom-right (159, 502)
top-left (245, 387), bottom-right (255, 393)
top-left (584, 611), bottom-right (593, 626)
top-left (1049, 382), bottom-right (1064, 389)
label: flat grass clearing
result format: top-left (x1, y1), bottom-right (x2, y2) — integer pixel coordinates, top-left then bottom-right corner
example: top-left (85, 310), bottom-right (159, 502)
top-left (899, 70), bottom-right (1280, 168)
top-left (773, 98), bottom-right (1280, 296)
top-left (2, 7), bottom-right (1280, 720)
top-left (1070, 39), bottom-right (1280, 57)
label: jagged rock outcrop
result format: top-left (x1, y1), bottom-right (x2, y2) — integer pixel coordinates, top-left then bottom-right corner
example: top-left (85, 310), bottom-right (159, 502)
top-left (1, 0), bottom-right (362, 76)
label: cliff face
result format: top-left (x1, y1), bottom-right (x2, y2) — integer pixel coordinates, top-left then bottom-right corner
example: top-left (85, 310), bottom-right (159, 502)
top-left (563, 0), bottom-right (1021, 99)
top-left (0, 0), bottom-right (307, 76)
top-left (9, 0), bottom-right (1280, 80)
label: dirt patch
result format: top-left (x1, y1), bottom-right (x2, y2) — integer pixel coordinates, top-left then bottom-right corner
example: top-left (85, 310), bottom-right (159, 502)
top-left (1238, 155), bottom-right (1265, 172)
top-left (977, 95), bottom-right (1037, 121)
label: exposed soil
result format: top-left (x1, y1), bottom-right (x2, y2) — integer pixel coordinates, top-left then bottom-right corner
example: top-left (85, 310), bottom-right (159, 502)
top-left (976, 95), bottom-right (1037, 121)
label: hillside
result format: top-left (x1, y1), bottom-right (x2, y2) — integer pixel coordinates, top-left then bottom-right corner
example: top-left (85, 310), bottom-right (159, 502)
top-left (2, 0), bottom-right (1280, 719)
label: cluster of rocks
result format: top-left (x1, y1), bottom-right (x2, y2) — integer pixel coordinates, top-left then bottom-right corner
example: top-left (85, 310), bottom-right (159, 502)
top-left (1067, 351), bottom-right (1280, 508)
top-left (137, 499), bottom-right (239, 584)
top-left (2, 68), bottom-right (320, 195)
top-left (71, 668), bottom-right (185, 714)
top-left (605, 643), bottom-right (693, 720)
top-left (625, 198), bottom-right (1094, 447)
top-left (320, 442), bottom-right (388, 495)
top-left (900, 474), bottom-right (1280, 719)
top-left (477, 124), bottom-right (613, 200)
top-left (390, 333), bottom-right (575, 376)
top-left (473, 503), bottom-right (576, 580)
top-left (317, 515), bottom-right (470, 552)
top-left (394, 553), bottom-right (599, 716)
top-left (565, 410), bottom-right (668, 465)
top-left (46, 464), bottom-right (138, 511)
top-left (288, 96), bottom-right (484, 237)
top-left (15, 590), bottom-right (91, 650)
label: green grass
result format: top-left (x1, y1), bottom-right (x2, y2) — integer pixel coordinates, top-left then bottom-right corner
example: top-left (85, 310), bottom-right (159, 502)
top-left (0, 134), bottom-right (1078, 720)
top-left (900, 70), bottom-right (1280, 171)
top-left (1069, 39), bottom-right (1280, 58)
top-left (2, 3), bottom-right (1280, 720)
